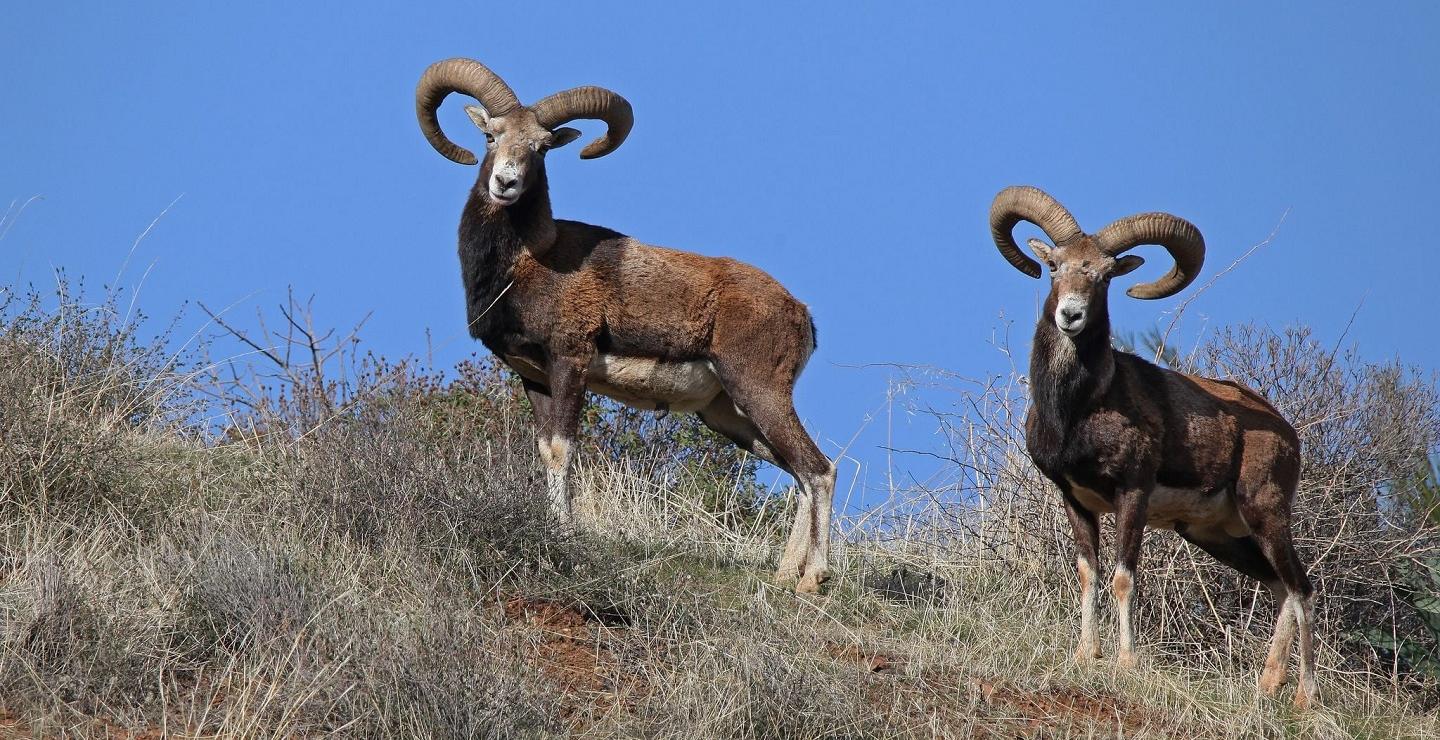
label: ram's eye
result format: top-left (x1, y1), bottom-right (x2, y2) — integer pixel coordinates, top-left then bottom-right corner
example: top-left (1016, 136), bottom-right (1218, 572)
top-left (484, 134), bottom-right (495, 145)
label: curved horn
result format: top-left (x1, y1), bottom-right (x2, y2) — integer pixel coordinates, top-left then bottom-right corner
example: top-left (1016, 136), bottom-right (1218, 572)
top-left (988, 186), bottom-right (1085, 278)
top-left (530, 86), bottom-right (634, 159)
top-left (1095, 213), bottom-right (1206, 299)
top-left (415, 58), bottom-right (523, 165)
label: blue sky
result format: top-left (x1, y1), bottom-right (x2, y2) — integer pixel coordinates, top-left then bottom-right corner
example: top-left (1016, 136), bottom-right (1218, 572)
top-left (4, 3), bottom-right (1437, 503)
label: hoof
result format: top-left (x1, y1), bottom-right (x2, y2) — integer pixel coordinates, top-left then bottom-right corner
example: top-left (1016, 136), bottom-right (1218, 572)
top-left (1116, 651), bottom-right (1139, 670)
top-left (773, 565), bottom-right (802, 588)
top-left (796, 570), bottom-right (830, 594)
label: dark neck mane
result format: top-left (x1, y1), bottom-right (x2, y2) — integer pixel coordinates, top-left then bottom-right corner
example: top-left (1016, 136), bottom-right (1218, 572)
top-left (1026, 316), bottom-right (1115, 473)
top-left (456, 173), bottom-right (556, 342)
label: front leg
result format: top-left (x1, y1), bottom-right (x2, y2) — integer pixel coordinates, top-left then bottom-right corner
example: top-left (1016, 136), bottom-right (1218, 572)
top-left (532, 357), bottom-right (588, 524)
top-left (1058, 487), bottom-right (1102, 662)
top-left (1112, 483), bottom-right (1151, 669)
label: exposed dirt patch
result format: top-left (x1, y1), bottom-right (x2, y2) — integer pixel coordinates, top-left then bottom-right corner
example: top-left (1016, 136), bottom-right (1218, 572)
top-left (0, 709), bottom-right (33, 740)
top-left (103, 724), bottom-right (166, 740)
top-left (505, 597), bottom-right (605, 694)
top-left (0, 709), bottom-right (174, 740)
top-left (502, 595), bottom-right (648, 727)
top-left (825, 642), bottom-right (903, 675)
top-left (819, 652), bottom-right (1168, 738)
top-left (972, 677), bottom-right (1155, 734)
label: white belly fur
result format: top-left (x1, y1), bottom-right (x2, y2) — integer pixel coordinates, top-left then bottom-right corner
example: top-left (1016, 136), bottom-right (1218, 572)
top-left (1066, 478), bottom-right (1251, 537)
top-left (504, 354), bottom-right (722, 413)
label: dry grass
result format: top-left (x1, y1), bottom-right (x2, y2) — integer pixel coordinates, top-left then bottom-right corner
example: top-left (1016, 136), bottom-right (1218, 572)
top-left (0, 278), bottom-right (1436, 738)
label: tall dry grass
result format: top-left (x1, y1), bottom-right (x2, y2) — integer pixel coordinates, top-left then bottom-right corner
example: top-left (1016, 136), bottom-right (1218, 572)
top-left (0, 276), bottom-right (1437, 738)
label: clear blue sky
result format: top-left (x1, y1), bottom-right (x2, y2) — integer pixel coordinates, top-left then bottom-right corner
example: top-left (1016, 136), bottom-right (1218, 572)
top-left (4, 3), bottom-right (1437, 504)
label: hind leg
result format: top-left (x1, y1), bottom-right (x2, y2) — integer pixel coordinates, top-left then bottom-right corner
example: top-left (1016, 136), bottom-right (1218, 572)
top-left (698, 393), bottom-right (812, 585)
top-left (1289, 592), bottom-right (1317, 708)
top-left (709, 375), bottom-right (834, 593)
top-left (1251, 530), bottom-right (1314, 708)
top-left (796, 460), bottom-right (836, 594)
top-left (1179, 526), bottom-right (1294, 693)
top-left (1236, 458), bottom-right (1316, 708)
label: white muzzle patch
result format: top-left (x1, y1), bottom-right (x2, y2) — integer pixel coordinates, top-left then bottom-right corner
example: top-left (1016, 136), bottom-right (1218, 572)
top-left (489, 160), bottom-right (523, 204)
top-left (1055, 294), bottom-right (1089, 336)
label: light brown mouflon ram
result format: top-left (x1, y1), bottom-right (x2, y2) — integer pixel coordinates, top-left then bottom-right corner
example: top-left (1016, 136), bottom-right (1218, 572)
top-left (990, 186), bottom-right (1317, 708)
top-left (416, 58), bottom-right (836, 593)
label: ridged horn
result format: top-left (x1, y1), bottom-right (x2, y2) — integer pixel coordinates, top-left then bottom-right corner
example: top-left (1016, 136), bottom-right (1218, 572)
top-left (1095, 213), bottom-right (1206, 299)
top-left (988, 186), bottom-right (1085, 278)
top-left (530, 86), bottom-right (634, 159)
top-left (416, 58), bottom-right (522, 165)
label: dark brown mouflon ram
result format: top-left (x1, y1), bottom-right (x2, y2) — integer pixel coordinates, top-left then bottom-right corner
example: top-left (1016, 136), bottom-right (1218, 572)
top-left (416, 58), bottom-right (836, 593)
top-left (989, 186), bottom-right (1316, 708)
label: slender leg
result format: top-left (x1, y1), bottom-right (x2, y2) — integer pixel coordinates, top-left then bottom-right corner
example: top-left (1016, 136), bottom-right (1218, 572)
top-left (1238, 529), bottom-right (1315, 705)
top-left (1177, 527), bottom-right (1293, 693)
top-left (774, 461), bottom-right (837, 592)
top-left (1261, 593), bottom-right (1298, 695)
top-left (533, 359), bottom-right (587, 525)
top-left (1060, 489), bottom-right (1102, 662)
top-left (707, 307), bottom-right (830, 593)
top-left (762, 405), bottom-right (833, 594)
top-left (522, 379), bottom-right (563, 522)
top-left (697, 393), bottom-right (812, 585)
top-left (1112, 486), bottom-right (1151, 669)
top-left (711, 376), bottom-right (833, 593)
top-left (799, 462), bottom-right (837, 593)
top-left (776, 491), bottom-right (812, 586)
top-left (1236, 462), bottom-right (1316, 708)
top-left (1291, 592), bottom-right (1318, 708)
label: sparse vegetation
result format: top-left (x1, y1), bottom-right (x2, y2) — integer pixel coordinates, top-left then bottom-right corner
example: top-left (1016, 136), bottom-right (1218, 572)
top-left (0, 276), bottom-right (1437, 737)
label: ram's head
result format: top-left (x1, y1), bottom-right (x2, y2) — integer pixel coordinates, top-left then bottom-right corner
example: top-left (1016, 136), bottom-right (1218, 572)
top-left (989, 186), bottom-right (1205, 337)
top-left (416, 58), bottom-right (633, 206)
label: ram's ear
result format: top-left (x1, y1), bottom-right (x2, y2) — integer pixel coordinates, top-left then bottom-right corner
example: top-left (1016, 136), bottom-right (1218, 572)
top-left (1112, 254), bottom-right (1145, 278)
top-left (549, 127), bottom-right (582, 149)
top-left (464, 105), bottom-right (493, 132)
top-left (1027, 238), bottom-right (1053, 263)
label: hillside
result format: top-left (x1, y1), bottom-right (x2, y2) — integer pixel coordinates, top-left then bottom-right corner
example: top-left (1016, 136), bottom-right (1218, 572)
top-left (1, 281), bottom-right (1437, 738)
